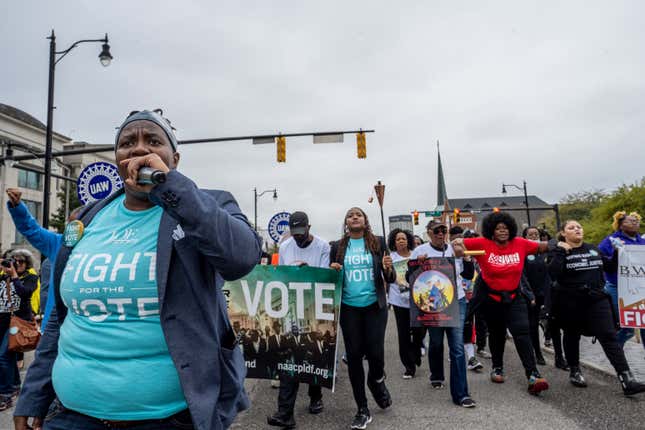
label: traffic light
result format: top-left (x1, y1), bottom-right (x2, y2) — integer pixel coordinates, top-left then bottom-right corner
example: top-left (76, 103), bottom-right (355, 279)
top-left (413, 210), bottom-right (419, 225)
top-left (276, 136), bottom-right (286, 163)
top-left (492, 207), bottom-right (500, 213)
top-left (356, 132), bottom-right (366, 159)
top-left (453, 208), bottom-right (461, 223)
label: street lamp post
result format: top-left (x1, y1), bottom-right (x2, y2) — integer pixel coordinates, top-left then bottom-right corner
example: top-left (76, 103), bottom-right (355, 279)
top-left (43, 30), bottom-right (112, 229)
top-left (253, 187), bottom-right (278, 231)
top-left (502, 180), bottom-right (531, 225)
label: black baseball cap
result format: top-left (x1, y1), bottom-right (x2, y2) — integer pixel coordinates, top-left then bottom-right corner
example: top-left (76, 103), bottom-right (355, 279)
top-left (289, 211), bottom-right (309, 235)
top-left (426, 219), bottom-right (447, 230)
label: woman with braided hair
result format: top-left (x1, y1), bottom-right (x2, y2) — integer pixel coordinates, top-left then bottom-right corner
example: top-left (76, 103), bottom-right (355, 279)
top-left (330, 207), bottom-right (395, 430)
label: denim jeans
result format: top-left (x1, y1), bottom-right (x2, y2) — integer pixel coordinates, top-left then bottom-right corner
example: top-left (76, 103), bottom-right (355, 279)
top-left (427, 298), bottom-right (469, 404)
top-left (0, 331), bottom-right (20, 396)
top-left (43, 399), bottom-right (194, 430)
top-left (605, 282), bottom-right (645, 351)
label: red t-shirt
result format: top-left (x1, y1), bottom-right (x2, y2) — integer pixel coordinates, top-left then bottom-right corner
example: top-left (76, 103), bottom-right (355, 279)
top-left (463, 237), bottom-right (539, 292)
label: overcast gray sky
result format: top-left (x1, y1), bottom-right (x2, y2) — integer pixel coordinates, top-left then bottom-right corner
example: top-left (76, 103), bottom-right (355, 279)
top-left (2, 1), bottom-right (644, 241)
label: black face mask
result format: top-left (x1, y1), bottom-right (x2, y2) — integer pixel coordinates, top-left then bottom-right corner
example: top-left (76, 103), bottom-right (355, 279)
top-left (294, 233), bottom-right (312, 248)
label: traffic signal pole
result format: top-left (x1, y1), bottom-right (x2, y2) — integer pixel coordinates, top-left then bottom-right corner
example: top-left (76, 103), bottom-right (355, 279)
top-left (0, 129), bottom-right (376, 163)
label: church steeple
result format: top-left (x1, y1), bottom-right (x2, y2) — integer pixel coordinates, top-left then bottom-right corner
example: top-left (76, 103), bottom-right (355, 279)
top-left (436, 141), bottom-right (448, 209)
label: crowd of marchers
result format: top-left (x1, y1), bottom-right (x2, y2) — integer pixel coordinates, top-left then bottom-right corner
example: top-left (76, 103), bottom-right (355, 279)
top-left (0, 109), bottom-right (644, 430)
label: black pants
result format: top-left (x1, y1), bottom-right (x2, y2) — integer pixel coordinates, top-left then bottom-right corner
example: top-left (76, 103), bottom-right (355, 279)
top-left (546, 318), bottom-right (565, 361)
top-left (340, 302), bottom-right (388, 409)
top-left (475, 309), bottom-right (488, 350)
top-left (277, 375), bottom-right (322, 417)
top-left (483, 295), bottom-right (537, 377)
top-left (527, 295), bottom-right (544, 359)
top-left (554, 293), bottom-right (629, 374)
top-left (392, 305), bottom-right (423, 374)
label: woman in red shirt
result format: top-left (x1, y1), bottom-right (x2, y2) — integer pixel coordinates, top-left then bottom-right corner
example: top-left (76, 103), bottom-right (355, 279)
top-left (452, 212), bottom-right (550, 395)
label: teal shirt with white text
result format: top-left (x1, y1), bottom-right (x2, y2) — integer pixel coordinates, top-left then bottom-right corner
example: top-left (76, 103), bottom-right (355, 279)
top-left (52, 194), bottom-right (187, 420)
top-left (342, 238), bottom-right (377, 307)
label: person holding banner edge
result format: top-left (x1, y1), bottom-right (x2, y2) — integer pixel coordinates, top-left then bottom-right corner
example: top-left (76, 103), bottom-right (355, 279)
top-left (330, 207), bottom-right (395, 430)
top-left (547, 220), bottom-right (645, 395)
top-left (451, 211), bottom-right (551, 395)
top-left (267, 211), bottom-right (330, 429)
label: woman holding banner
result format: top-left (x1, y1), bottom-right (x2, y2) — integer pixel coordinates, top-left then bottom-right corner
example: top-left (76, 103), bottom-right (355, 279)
top-left (452, 211), bottom-right (550, 395)
top-left (330, 207), bottom-right (395, 430)
top-left (387, 228), bottom-right (421, 380)
top-left (548, 220), bottom-right (645, 395)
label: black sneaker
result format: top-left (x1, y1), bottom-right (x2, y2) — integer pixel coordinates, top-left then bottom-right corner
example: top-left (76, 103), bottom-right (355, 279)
top-left (569, 367), bottom-right (587, 388)
top-left (367, 377), bottom-right (392, 409)
top-left (467, 356), bottom-right (484, 371)
top-left (619, 370), bottom-right (645, 396)
top-left (535, 354), bottom-right (546, 366)
top-left (0, 396), bottom-right (13, 412)
top-left (554, 357), bottom-right (570, 371)
top-left (430, 381), bottom-right (445, 389)
top-left (403, 368), bottom-right (415, 379)
top-left (309, 398), bottom-right (324, 414)
top-left (351, 407), bottom-right (372, 429)
top-left (459, 397), bottom-right (476, 408)
top-left (267, 413), bottom-right (296, 429)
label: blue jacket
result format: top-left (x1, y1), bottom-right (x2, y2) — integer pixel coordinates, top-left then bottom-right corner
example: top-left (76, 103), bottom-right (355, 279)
top-left (598, 230), bottom-right (645, 284)
top-left (14, 170), bottom-right (262, 430)
top-left (8, 201), bottom-right (61, 328)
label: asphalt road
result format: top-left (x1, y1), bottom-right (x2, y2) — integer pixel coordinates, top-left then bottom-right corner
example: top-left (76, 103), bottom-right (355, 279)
top-left (231, 309), bottom-right (645, 430)
top-left (2, 311), bottom-right (643, 430)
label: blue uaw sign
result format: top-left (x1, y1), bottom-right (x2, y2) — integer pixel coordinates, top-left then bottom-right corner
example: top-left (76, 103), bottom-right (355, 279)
top-left (77, 162), bottom-right (123, 205)
top-left (268, 211), bottom-right (291, 243)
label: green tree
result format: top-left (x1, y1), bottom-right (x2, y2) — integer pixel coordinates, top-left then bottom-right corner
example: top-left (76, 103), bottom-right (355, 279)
top-left (537, 189), bottom-right (606, 236)
top-left (585, 179), bottom-right (645, 243)
top-left (49, 181), bottom-right (82, 233)
top-left (537, 178), bottom-right (645, 244)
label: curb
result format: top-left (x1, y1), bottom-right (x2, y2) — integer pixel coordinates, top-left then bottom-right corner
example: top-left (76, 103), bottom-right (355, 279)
top-left (542, 346), bottom-right (616, 377)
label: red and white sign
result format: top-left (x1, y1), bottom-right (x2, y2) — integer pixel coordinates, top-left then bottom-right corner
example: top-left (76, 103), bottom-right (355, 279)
top-left (618, 245), bottom-right (645, 329)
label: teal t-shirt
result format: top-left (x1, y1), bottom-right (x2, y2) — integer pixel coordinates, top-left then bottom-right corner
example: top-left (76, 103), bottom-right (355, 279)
top-left (342, 238), bottom-right (377, 307)
top-left (52, 195), bottom-right (187, 420)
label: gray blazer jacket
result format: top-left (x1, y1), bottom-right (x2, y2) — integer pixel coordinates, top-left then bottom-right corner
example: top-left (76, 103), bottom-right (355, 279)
top-left (14, 170), bottom-right (262, 430)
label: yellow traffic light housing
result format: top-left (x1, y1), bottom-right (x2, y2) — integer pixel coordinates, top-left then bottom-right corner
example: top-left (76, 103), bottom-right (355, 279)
top-left (453, 208), bottom-right (461, 223)
top-left (276, 136), bottom-right (286, 163)
top-left (356, 132), bottom-right (366, 159)
top-left (413, 210), bottom-right (419, 225)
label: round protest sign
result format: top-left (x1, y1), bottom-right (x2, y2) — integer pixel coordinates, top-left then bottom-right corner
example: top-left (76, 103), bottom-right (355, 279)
top-left (77, 162), bottom-right (123, 205)
top-left (268, 211), bottom-right (291, 243)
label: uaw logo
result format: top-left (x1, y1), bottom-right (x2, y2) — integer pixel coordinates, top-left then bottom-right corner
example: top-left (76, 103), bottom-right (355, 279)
top-left (77, 162), bottom-right (123, 205)
top-left (268, 211), bottom-right (291, 243)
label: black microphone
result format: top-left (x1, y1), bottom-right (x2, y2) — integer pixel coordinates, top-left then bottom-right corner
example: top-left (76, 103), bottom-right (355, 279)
top-left (137, 167), bottom-right (167, 185)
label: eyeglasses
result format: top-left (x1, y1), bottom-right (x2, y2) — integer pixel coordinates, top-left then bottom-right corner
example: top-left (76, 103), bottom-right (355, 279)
top-left (430, 227), bottom-right (447, 235)
top-left (14, 259), bottom-right (26, 265)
